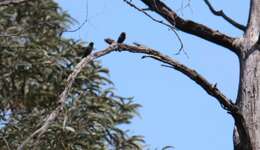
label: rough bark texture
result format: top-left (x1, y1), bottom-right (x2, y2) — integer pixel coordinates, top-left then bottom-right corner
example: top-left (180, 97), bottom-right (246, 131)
top-left (141, 0), bottom-right (241, 55)
top-left (235, 0), bottom-right (260, 150)
top-left (236, 50), bottom-right (260, 150)
top-left (138, 0), bottom-right (260, 150)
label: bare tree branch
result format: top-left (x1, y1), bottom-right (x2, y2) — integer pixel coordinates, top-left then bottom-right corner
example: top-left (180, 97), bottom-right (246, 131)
top-left (123, 0), bottom-right (184, 53)
top-left (119, 45), bottom-right (237, 113)
top-left (0, 0), bottom-right (31, 6)
top-left (63, 0), bottom-right (89, 33)
top-left (17, 44), bottom-right (117, 150)
top-left (18, 38), bottom-right (244, 149)
top-left (204, 0), bottom-right (246, 31)
top-left (134, 0), bottom-right (241, 56)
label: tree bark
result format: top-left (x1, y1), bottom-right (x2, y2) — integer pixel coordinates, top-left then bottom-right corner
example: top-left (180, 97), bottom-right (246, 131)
top-left (235, 0), bottom-right (260, 150)
top-left (136, 0), bottom-right (260, 149)
top-left (235, 50), bottom-right (260, 150)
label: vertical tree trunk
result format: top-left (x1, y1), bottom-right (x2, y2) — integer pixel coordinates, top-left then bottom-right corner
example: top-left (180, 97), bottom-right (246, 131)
top-left (236, 51), bottom-right (260, 150)
top-left (235, 0), bottom-right (260, 150)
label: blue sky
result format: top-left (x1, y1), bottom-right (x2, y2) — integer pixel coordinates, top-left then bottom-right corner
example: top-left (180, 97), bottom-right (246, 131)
top-left (57, 0), bottom-right (249, 149)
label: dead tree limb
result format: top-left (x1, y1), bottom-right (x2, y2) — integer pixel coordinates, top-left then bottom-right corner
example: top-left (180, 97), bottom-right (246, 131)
top-left (204, 0), bottom-right (246, 31)
top-left (17, 44), bottom-right (117, 150)
top-left (18, 38), bottom-right (245, 149)
top-left (123, 0), bottom-right (184, 52)
top-left (132, 0), bottom-right (242, 56)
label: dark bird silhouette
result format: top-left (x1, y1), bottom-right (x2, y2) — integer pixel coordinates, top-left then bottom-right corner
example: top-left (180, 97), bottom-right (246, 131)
top-left (82, 42), bottom-right (94, 58)
top-left (117, 32), bottom-right (126, 43)
top-left (104, 38), bottom-right (115, 45)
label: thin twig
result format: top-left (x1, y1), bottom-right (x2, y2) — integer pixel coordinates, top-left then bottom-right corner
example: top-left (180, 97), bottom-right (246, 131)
top-left (204, 0), bottom-right (246, 31)
top-left (176, 0), bottom-right (193, 16)
top-left (64, 0), bottom-right (89, 33)
top-left (123, 0), bottom-right (185, 54)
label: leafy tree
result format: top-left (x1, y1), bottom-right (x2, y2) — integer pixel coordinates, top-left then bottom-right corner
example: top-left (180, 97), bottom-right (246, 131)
top-left (0, 0), bottom-right (143, 149)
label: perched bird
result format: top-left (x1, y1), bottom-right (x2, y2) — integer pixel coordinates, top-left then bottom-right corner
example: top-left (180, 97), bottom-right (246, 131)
top-left (117, 32), bottom-right (126, 43)
top-left (82, 42), bottom-right (94, 58)
top-left (77, 42), bottom-right (94, 58)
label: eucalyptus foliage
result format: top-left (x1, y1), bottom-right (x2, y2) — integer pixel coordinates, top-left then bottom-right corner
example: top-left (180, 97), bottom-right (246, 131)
top-left (0, 0), bottom-right (143, 149)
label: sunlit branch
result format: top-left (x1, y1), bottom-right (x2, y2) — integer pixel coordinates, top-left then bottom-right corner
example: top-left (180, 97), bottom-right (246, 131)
top-left (18, 37), bottom-right (242, 149)
top-left (136, 0), bottom-right (241, 56)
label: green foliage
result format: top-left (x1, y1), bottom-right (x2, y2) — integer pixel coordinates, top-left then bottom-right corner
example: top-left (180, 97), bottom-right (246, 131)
top-left (0, 0), bottom-right (143, 149)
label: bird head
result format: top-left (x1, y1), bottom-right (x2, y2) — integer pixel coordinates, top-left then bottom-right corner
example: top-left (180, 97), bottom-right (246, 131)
top-left (89, 42), bottom-right (94, 47)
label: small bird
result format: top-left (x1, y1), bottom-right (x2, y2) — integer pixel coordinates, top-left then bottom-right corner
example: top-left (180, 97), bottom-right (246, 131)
top-left (117, 32), bottom-right (126, 43)
top-left (82, 42), bottom-right (94, 58)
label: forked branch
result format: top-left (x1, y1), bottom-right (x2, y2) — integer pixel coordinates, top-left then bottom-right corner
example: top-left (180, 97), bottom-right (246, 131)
top-left (123, 0), bottom-right (184, 52)
top-left (131, 0), bottom-right (241, 56)
top-left (17, 45), bottom-right (117, 150)
top-left (18, 38), bottom-right (241, 149)
top-left (118, 43), bottom-right (237, 113)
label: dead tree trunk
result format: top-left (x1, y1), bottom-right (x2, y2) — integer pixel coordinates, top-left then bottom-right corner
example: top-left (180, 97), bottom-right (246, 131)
top-left (126, 0), bottom-right (260, 150)
top-left (235, 0), bottom-right (260, 150)
top-left (236, 51), bottom-right (260, 150)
